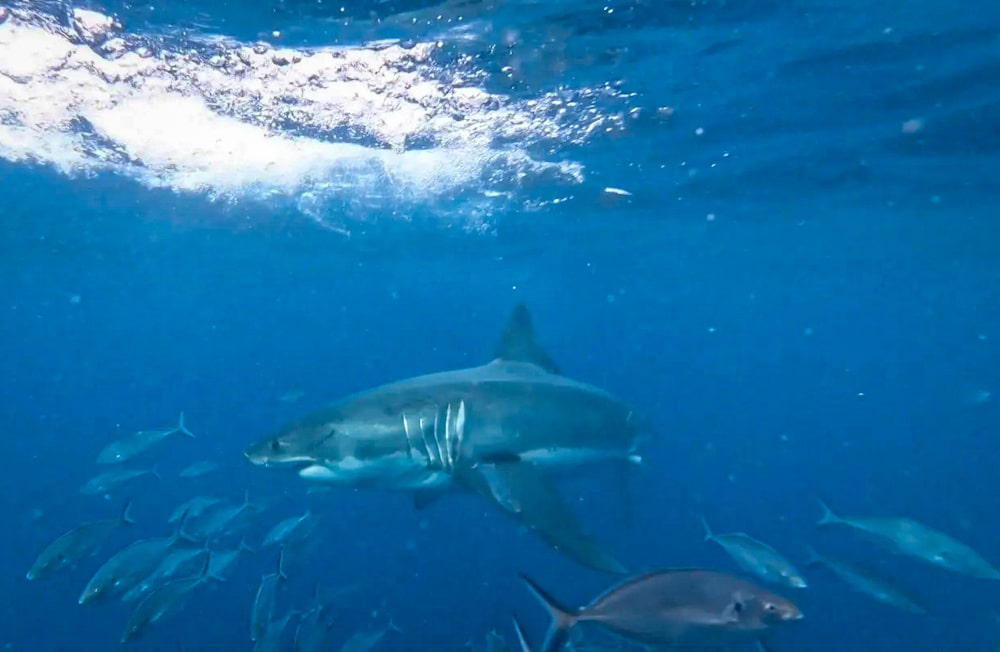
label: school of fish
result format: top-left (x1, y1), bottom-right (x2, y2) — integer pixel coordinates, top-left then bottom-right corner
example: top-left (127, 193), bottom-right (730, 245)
top-left (24, 305), bottom-right (1000, 650)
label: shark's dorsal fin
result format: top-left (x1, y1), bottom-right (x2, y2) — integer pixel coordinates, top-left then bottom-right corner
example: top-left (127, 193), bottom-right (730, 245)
top-left (494, 303), bottom-right (560, 374)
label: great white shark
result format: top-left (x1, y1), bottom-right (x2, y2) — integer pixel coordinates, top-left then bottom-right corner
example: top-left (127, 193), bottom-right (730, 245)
top-left (244, 304), bottom-right (645, 574)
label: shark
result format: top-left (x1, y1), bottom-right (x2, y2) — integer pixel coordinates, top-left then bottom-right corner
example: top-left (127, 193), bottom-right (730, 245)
top-left (244, 303), bottom-right (645, 574)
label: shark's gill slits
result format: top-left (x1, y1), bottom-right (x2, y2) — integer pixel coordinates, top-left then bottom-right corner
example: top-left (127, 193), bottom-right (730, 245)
top-left (401, 401), bottom-right (466, 474)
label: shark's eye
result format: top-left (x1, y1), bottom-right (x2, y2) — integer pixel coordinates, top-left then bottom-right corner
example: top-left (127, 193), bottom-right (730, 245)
top-left (765, 603), bottom-right (777, 612)
top-left (270, 439), bottom-right (282, 452)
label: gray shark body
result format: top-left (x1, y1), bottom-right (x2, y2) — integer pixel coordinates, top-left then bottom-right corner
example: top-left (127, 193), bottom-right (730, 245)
top-left (245, 304), bottom-right (643, 574)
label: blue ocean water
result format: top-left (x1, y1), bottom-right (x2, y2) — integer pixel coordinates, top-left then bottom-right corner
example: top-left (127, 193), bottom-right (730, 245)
top-left (2, 0), bottom-right (999, 650)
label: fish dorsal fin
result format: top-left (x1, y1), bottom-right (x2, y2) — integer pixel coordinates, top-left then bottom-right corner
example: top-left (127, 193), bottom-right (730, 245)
top-left (493, 303), bottom-right (560, 374)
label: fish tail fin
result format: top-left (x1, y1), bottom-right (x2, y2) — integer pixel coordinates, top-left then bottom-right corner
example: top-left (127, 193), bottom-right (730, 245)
top-left (198, 551), bottom-right (226, 584)
top-left (176, 412), bottom-right (195, 438)
top-left (512, 614), bottom-right (532, 652)
top-left (802, 544), bottom-right (823, 568)
top-left (120, 500), bottom-right (137, 525)
top-left (699, 514), bottom-right (714, 541)
top-left (816, 497), bottom-right (841, 527)
top-left (174, 509), bottom-right (199, 545)
top-left (518, 574), bottom-right (577, 652)
top-left (276, 546), bottom-right (288, 581)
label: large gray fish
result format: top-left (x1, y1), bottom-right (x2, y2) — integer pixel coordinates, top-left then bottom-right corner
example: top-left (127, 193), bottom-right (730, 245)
top-left (700, 516), bottom-right (807, 588)
top-left (27, 501), bottom-right (135, 580)
top-left (519, 569), bottom-right (802, 652)
top-left (97, 412), bottom-right (195, 465)
top-left (244, 304), bottom-right (643, 574)
top-left (79, 466), bottom-right (159, 495)
top-left (817, 499), bottom-right (1000, 579)
top-left (804, 546), bottom-right (926, 615)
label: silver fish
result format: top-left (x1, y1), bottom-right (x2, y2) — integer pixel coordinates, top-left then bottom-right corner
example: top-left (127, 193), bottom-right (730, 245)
top-left (168, 496), bottom-right (222, 524)
top-left (121, 546), bottom-right (209, 603)
top-left (700, 516), bottom-right (806, 588)
top-left (96, 412), bottom-right (194, 465)
top-left (179, 460), bottom-right (219, 478)
top-left (255, 610), bottom-right (299, 652)
top-left (27, 501), bottom-right (135, 580)
top-left (817, 499), bottom-right (1000, 579)
top-left (79, 466), bottom-right (159, 495)
top-left (252, 550), bottom-right (288, 643)
top-left (339, 620), bottom-right (400, 652)
top-left (120, 554), bottom-right (221, 642)
top-left (805, 546), bottom-right (927, 615)
top-left (79, 530), bottom-right (182, 604)
top-left (207, 539), bottom-right (253, 581)
top-left (262, 509), bottom-right (314, 548)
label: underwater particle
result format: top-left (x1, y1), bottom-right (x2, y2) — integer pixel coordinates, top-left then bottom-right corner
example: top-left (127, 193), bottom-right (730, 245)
top-left (706, 213), bottom-right (716, 221)
top-left (695, 127), bottom-right (704, 136)
top-left (901, 118), bottom-right (923, 133)
top-left (603, 187), bottom-right (632, 196)
top-left (606, 294), bottom-right (615, 303)
top-left (930, 195), bottom-right (942, 204)
top-left (804, 327), bottom-right (813, 336)
top-left (69, 294), bottom-right (81, 304)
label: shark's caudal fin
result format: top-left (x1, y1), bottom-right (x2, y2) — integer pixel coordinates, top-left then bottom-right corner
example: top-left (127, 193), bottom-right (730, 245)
top-left (493, 304), bottom-right (560, 374)
top-left (455, 462), bottom-right (628, 575)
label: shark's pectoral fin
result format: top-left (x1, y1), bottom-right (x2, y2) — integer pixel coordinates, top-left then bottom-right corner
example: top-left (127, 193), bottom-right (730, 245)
top-left (493, 303), bottom-right (560, 374)
top-left (455, 462), bottom-right (628, 575)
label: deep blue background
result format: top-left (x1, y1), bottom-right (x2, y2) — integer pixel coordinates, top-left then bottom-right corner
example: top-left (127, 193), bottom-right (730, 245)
top-left (2, 0), bottom-right (999, 650)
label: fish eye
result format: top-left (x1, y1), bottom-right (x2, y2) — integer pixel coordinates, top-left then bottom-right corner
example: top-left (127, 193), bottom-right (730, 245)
top-left (270, 439), bottom-right (282, 452)
top-left (732, 600), bottom-right (743, 614)
top-left (765, 602), bottom-right (777, 612)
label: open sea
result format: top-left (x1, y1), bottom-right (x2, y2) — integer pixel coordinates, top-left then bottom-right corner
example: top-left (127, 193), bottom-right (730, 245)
top-left (1, 0), bottom-right (998, 650)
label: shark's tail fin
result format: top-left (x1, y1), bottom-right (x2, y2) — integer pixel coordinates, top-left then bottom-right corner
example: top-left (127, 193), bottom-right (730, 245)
top-left (816, 497), bottom-right (842, 527)
top-left (518, 574), bottom-right (578, 652)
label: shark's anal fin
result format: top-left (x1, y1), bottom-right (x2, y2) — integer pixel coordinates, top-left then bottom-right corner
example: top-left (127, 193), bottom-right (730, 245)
top-left (455, 462), bottom-right (627, 575)
top-left (494, 304), bottom-right (561, 374)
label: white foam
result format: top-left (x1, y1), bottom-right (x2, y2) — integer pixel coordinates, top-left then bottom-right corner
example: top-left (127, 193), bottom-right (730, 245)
top-left (0, 8), bottom-right (586, 230)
